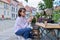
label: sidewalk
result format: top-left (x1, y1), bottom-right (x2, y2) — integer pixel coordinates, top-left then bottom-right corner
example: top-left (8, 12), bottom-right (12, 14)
top-left (0, 20), bottom-right (18, 40)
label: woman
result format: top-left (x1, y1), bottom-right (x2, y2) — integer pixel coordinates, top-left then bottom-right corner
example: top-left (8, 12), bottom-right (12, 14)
top-left (14, 8), bottom-right (33, 39)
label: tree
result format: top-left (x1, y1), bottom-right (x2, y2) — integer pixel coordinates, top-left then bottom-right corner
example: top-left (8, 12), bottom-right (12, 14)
top-left (38, 2), bottom-right (46, 10)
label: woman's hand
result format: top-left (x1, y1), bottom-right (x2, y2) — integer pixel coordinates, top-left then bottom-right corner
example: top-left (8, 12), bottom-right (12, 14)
top-left (27, 16), bottom-right (34, 22)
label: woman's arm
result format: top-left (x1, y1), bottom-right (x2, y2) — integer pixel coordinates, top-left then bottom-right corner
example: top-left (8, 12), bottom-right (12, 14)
top-left (27, 10), bottom-right (34, 23)
top-left (27, 16), bottom-right (34, 22)
top-left (15, 18), bottom-right (29, 28)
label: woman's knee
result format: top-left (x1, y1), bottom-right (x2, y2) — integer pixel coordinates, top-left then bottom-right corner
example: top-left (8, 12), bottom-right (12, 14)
top-left (15, 29), bottom-right (25, 36)
top-left (26, 28), bottom-right (32, 31)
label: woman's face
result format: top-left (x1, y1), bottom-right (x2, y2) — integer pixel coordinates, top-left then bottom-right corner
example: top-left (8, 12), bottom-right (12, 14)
top-left (20, 10), bottom-right (26, 17)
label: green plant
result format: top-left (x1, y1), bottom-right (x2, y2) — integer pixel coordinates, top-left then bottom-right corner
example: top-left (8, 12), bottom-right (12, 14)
top-left (38, 2), bottom-right (46, 10)
top-left (42, 0), bottom-right (54, 20)
top-left (52, 11), bottom-right (60, 22)
top-left (31, 16), bottom-right (37, 26)
top-left (43, 0), bottom-right (54, 8)
top-left (31, 12), bottom-right (41, 25)
top-left (35, 12), bottom-right (41, 19)
top-left (31, 17), bottom-right (36, 24)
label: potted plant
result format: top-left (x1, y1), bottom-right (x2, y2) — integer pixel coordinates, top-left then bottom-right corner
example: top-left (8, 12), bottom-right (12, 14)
top-left (31, 12), bottom-right (41, 26)
top-left (31, 16), bottom-right (37, 26)
top-left (43, 0), bottom-right (54, 18)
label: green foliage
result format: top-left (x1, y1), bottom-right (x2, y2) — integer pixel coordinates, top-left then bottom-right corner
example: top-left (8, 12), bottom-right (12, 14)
top-left (35, 12), bottom-right (41, 19)
top-left (31, 12), bottom-right (41, 24)
top-left (52, 11), bottom-right (60, 22)
top-left (38, 2), bottom-right (46, 10)
top-left (31, 17), bottom-right (36, 24)
top-left (43, 0), bottom-right (53, 8)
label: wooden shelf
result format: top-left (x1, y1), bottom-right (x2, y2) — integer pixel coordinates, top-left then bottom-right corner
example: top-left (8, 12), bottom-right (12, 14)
top-left (36, 22), bottom-right (60, 29)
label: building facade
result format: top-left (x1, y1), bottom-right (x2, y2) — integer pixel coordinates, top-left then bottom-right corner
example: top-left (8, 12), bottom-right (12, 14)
top-left (0, 0), bottom-right (24, 20)
top-left (25, 5), bottom-right (37, 18)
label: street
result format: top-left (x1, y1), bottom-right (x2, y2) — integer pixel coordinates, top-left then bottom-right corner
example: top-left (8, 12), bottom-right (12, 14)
top-left (0, 20), bottom-right (18, 40)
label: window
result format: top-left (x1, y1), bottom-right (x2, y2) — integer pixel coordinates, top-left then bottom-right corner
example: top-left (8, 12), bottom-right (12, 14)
top-left (16, 7), bottom-right (18, 12)
top-left (12, 14), bottom-right (15, 18)
top-left (11, 7), bottom-right (15, 12)
top-left (4, 3), bottom-right (8, 9)
top-left (11, 7), bottom-right (13, 11)
top-left (16, 8), bottom-right (17, 12)
top-left (4, 11), bottom-right (6, 15)
top-left (7, 11), bottom-right (9, 15)
top-left (13, 8), bottom-right (15, 12)
top-left (16, 14), bottom-right (17, 18)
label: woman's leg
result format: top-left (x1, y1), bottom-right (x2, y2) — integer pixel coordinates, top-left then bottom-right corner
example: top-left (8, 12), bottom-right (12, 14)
top-left (22, 28), bottom-right (32, 39)
top-left (15, 29), bottom-right (26, 36)
top-left (15, 28), bottom-right (32, 39)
